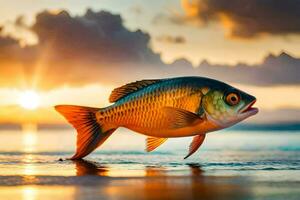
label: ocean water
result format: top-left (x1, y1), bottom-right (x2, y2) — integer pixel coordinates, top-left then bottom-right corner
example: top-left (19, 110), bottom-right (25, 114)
top-left (0, 128), bottom-right (299, 199)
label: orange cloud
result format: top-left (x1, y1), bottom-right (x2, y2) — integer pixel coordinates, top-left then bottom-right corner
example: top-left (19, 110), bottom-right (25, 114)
top-left (179, 0), bottom-right (300, 38)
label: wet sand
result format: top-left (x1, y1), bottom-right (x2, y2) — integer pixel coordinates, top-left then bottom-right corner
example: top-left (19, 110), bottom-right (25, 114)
top-left (0, 129), bottom-right (300, 199)
top-left (0, 159), bottom-right (299, 200)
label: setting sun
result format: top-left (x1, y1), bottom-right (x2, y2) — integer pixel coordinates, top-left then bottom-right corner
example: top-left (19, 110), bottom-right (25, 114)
top-left (18, 90), bottom-right (41, 110)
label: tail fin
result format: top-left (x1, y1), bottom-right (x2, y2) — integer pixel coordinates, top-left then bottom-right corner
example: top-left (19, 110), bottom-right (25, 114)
top-left (55, 105), bottom-right (116, 160)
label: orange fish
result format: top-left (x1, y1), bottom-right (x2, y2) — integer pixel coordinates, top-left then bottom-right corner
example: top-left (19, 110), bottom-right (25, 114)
top-left (55, 77), bottom-right (258, 159)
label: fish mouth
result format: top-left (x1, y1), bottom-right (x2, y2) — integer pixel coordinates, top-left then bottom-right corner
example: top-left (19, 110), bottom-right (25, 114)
top-left (239, 100), bottom-right (259, 116)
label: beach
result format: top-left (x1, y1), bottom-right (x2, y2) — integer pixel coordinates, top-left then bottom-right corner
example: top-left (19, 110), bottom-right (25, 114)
top-left (0, 128), bottom-right (299, 200)
top-left (0, 1), bottom-right (299, 199)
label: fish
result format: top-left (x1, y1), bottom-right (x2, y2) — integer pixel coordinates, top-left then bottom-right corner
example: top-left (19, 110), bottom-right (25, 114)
top-left (55, 76), bottom-right (258, 159)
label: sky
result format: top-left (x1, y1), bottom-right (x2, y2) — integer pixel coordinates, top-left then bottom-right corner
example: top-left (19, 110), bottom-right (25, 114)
top-left (0, 0), bottom-right (299, 125)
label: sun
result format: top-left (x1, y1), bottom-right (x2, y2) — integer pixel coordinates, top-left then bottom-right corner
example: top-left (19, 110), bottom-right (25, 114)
top-left (18, 90), bottom-right (41, 110)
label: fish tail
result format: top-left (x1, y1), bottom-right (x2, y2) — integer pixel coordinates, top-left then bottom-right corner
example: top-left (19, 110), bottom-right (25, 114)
top-left (55, 105), bottom-right (116, 160)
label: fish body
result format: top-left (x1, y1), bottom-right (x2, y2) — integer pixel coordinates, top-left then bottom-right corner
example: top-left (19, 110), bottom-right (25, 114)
top-left (101, 77), bottom-right (212, 137)
top-left (55, 77), bottom-right (258, 159)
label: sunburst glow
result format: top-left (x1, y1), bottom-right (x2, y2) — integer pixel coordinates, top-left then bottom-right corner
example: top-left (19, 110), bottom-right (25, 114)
top-left (18, 90), bottom-right (41, 110)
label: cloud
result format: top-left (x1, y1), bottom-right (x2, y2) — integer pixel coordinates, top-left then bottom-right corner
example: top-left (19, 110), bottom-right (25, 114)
top-left (195, 52), bottom-right (300, 86)
top-left (0, 9), bottom-right (299, 89)
top-left (178, 0), bottom-right (300, 38)
top-left (0, 9), bottom-right (164, 88)
top-left (0, 28), bottom-right (20, 55)
top-left (165, 52), bottom-right (300, 86)
top-left (31, 9), bottom-right (161, 63)
top-left (156, 35), bottom-right (186, 44)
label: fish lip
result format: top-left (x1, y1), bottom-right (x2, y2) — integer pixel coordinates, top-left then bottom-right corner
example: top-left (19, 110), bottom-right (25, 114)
top-left (239, 100), bottom-right (259, 115)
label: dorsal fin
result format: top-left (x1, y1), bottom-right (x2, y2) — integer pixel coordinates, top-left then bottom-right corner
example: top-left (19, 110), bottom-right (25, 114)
top-left (109, 79), bottom-right (161, 103)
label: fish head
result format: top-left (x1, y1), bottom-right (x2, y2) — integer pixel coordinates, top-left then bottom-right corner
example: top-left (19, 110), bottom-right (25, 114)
top-left (202, 85), bottom-right (258, 128)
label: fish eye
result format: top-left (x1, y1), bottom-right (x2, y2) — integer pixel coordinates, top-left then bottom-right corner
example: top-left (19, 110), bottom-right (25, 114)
top-left (225, 92), bottom-right (240, 106)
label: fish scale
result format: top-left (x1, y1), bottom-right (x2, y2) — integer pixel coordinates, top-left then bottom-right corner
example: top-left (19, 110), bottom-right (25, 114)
top-left (102, 81), bottom-right (203, 136)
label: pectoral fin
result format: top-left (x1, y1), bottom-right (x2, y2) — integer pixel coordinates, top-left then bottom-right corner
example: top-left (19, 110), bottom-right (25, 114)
top-left (162, 107), bottom-right (203, 129)
top-left (184, 134), bottom-right (206, 159)
top-left (146, 137), bottom-right (168, 152)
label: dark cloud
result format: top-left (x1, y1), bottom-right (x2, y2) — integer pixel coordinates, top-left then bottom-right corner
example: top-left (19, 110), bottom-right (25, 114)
top-left (178, 0), bottom-right (300, 38)
top-left (0, 9), bottom-right (299, 89)
top-left (0, 9), bottom-right (163, 88)
top-left (156, 35), bottom-right (186, 44)
top-left (164, 52), bottom-right (300, 86)
top-left (194, 52), bottom-right (300, 85)
top-left (32, 9), bottom-right (161, 62)
top-left (0, 28), bottom-right (20, 52)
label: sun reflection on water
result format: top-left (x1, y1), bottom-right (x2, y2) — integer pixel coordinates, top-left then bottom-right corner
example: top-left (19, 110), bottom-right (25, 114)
top-left (22, 124), bottom-right (37, 153)
top-left (0, 186), bottom-right (77, 200)
top-left (21, 125), bottom-right (38, 182)
top-left (22, 186), bottom-right (37, 200)
top-left (22, 154), bottom-right (36, 176)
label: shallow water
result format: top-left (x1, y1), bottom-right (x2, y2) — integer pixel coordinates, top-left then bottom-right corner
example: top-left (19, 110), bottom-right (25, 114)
top-left (0, 128), bottom-right (299, 199)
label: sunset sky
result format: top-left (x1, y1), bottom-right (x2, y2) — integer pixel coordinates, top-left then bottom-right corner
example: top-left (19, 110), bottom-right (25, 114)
top-left (0, 0), bottom-right (299, 125)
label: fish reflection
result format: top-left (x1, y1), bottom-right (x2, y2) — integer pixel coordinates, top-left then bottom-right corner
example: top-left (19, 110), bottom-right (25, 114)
top-left (73, 160), bottom-right (205, 178)
top-left (187, 163), bottom-right (204, 176)
top-left (145, 166), bottom-right (166, 177)
top-left (71, 160), bottom-right (252, 200)
top-left (73, 159), bottom-right (108, 176)
top-left (74, 159), bottom-right (146, 177)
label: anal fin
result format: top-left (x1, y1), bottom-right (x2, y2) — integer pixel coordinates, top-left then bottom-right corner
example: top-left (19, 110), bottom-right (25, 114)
top-left (146, 137), bottom-right (168, 152)
top-left (184, 134), bottom-right (206, 159)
